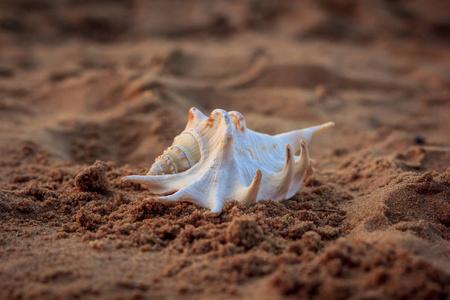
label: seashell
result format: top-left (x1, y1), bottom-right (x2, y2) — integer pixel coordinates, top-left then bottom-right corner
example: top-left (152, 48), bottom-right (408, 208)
top-left (123, 107), bottom-right (334, 214)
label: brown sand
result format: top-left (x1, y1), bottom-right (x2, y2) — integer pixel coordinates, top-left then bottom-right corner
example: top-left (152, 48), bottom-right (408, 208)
top-left (1, 0), bottom-right (450, 299)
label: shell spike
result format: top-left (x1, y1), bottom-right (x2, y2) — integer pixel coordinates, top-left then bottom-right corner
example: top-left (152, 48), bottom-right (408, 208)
top-left (286, 140), bottom-right (311, 198)
top-left (270, 144), bottom-right (295, 202)
top-left (240, 169), bottom-right (262, 206)
top-left (209, 199), bottom-right (225, 215)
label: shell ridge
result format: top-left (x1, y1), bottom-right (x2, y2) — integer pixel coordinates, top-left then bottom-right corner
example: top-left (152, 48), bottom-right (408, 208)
top-left (246, 129), bottom-right (287, 172)
top-left (232, 129), bottom-right (281, 176)
top-left (159, 160), bottom-right (229, 210)
top-left (206, 113), bottom-right (240, 210)
top-left (231, 129), bottom-right (263, 186)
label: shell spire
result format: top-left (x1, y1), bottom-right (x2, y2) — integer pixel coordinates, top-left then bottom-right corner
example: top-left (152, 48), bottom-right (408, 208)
top-left (123, 107), bottom-right (333, 214)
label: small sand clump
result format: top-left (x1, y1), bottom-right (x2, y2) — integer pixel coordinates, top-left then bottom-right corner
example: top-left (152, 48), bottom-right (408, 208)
top-left (74, 160), bottom-right (111, 194)
top-left (226, 218), bottom-right (264, 249)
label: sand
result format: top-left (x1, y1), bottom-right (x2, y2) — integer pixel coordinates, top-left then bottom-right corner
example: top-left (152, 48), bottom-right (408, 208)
top-left (0, 0), bottom-right (449, 299)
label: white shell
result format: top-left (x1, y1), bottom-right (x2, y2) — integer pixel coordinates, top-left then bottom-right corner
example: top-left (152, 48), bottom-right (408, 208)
top-left (123, 107), bottom-right (334, 214)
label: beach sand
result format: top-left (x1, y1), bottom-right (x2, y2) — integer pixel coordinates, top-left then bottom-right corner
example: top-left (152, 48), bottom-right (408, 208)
top-left (0, 0), bottom-right (449, 298)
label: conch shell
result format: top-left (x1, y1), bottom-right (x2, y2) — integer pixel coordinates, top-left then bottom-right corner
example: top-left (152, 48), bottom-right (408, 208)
top-left (123, 108), bottom-right (333, 213)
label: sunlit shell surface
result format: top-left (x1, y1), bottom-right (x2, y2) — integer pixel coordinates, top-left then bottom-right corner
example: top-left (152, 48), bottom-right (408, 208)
top-left (123, 108), bottom-right (334, 213)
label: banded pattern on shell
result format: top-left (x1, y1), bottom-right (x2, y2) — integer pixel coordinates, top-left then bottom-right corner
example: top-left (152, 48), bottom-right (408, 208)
top-left (148, 133), bottom-right (200, 175)
top-left (123, 107), bottom-right (334, 214)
